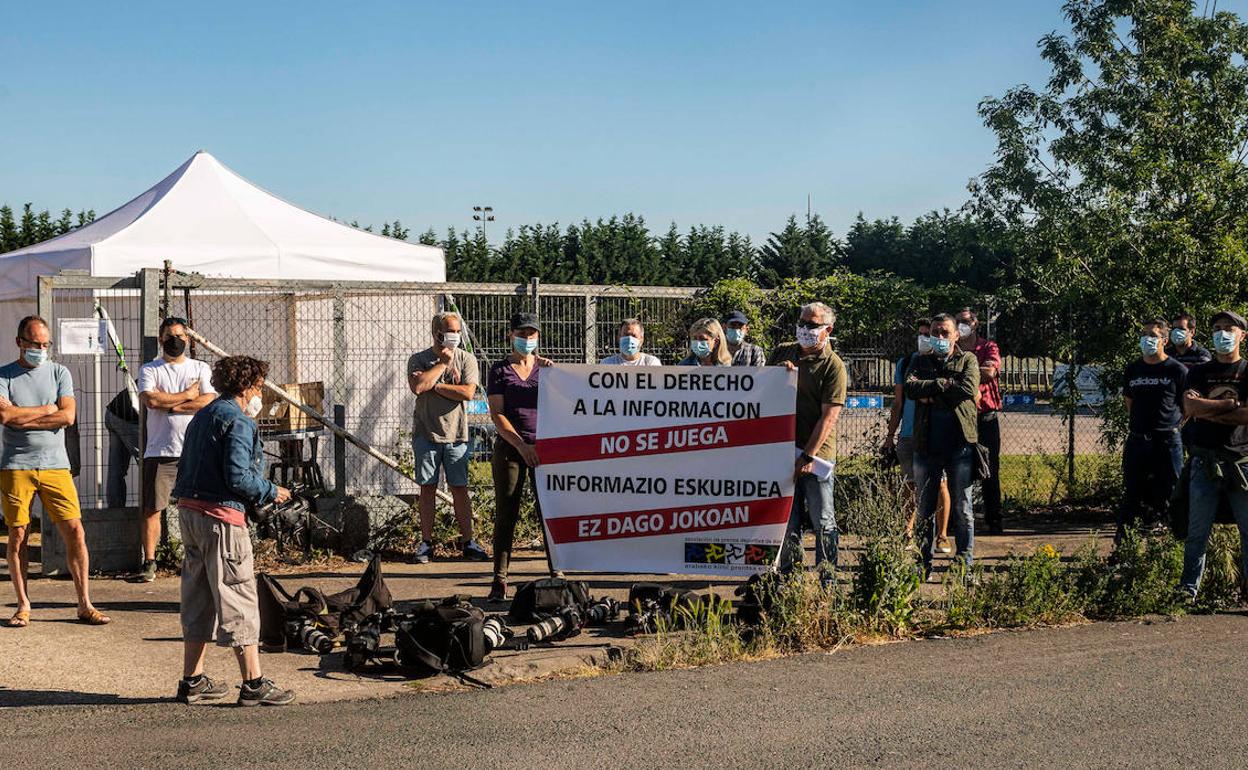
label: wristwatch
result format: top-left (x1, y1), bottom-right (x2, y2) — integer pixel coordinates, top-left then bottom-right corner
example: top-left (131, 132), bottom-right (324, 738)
top-left (799, 452), bottom-right (815, 464)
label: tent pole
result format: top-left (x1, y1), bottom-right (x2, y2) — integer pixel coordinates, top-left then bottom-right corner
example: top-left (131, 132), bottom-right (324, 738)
top-left (183, 325), bottom-right (453, 505)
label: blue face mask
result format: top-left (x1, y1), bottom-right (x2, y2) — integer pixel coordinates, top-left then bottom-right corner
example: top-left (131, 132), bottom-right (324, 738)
top-left (1169, 328), bottom-right (1188, 347)
top-left (1139, 335), bottom-right (1161, 356)
top-left (930, 337), bottom-right (951, 356)
top-left (22, 348), bottom-right (47, 367)
top-left (513, 336), bottom-right (538, 355)
top-left (725, 328), bottom-right (745, 345)
top-left (690, 340), bottom-right (713, 359)
top-left (619, 335), bottom-right (640, 356)
top-left (1213, 330), bottom-right (1239, 355)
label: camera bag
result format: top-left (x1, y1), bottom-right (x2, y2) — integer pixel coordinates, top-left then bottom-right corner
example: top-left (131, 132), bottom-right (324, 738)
top-left (258, 554), bottom-right (393, 650)
top-left (395, 598), bottom-right (488, 677)
top-left (509, 576), bottom-right (591, 622)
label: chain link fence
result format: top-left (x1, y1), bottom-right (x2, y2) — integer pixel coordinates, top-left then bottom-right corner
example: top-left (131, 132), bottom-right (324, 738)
top-left (38, 269), bottom-right (1111, 519)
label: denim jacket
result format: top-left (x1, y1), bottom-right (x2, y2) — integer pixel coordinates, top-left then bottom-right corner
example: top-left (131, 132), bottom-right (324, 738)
top-left (172, 396), bottom-right (277, 513)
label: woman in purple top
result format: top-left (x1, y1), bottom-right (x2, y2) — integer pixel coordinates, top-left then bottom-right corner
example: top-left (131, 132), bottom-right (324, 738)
top-left (486, 312), bottom-right (556, 600)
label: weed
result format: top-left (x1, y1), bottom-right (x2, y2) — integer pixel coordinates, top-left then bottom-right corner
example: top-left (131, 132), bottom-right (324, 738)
top-left (851, 536), bottom-right (919, 635)
top-left (1193, 525), bottom-right (1245, 613)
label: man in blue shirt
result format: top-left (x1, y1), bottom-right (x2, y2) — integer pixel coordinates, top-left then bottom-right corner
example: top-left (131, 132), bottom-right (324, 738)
top-left (0, 315), bottom-right (109, 627)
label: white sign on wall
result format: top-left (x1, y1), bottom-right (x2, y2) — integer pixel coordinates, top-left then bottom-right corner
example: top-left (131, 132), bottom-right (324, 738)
top-left (57, 318), bottom-right (105, 356)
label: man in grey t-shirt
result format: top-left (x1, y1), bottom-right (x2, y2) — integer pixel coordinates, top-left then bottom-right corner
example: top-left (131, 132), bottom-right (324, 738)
top-left (0, 315), bottom-right (109, 627)
top-left (406, 310), bottom-right (487, 564)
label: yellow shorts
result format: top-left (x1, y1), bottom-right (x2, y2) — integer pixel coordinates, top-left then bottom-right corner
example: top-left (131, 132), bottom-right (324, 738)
top-left (1, 469), bottom-right (81, 528)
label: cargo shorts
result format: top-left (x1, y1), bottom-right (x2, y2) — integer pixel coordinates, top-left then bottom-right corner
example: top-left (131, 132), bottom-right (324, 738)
top-left (179, 506), bottom-right (260, 648)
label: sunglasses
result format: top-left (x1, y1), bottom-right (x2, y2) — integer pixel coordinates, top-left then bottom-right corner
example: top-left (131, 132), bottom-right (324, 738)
top-left (797, 321), bottom-right (827, 330)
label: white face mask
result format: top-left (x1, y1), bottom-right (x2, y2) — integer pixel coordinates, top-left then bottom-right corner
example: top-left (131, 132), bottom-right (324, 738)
top-left (245, 394), bottom-right (263, 418)
top-left (442, 332), bottom-right (462, 349)
top-left (917, 334), bottom-right (933, 354)
top-left (796, 325), bottom-right (826, 350)
top-left (957, 322), bottom-right (974, 338)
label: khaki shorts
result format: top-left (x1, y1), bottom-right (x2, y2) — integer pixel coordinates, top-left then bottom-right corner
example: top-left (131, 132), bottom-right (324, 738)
top-left (179, 506), bottom-right (260, 648)
top-left (142, 457), bottom-right (179, 513)
top-left (1, 469), bottom-right (80, 528)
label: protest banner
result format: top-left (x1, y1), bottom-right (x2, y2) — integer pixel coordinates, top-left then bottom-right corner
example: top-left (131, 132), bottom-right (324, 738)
top-left (534, 365), bottom-right (797, 575)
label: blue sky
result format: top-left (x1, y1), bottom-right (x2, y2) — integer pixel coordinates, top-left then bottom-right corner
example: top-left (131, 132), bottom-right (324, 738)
top-left (2, 1), bottom-right (1081, 243)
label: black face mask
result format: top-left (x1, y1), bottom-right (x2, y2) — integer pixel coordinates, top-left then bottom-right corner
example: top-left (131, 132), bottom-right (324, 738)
top-left (162, 336), bottom-right (187, 357)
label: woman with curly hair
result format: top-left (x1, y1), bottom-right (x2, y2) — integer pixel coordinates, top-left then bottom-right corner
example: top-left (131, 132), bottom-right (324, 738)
top-left (170, 355), bottom-right (294, 707)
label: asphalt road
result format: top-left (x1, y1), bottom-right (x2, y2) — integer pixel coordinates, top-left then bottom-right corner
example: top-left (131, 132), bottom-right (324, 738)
top-left (4, 613), bottom-right (1246, 769)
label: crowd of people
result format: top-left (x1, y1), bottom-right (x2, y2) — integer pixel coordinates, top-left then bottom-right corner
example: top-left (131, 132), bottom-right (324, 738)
top-left (2, 303), bottom-right (1248, 706)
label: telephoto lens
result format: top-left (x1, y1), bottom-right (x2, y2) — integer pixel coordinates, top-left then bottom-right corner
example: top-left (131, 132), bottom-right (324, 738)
top-left (482, 616), bottom-right (511, 652)
top-left (526, 608), bottom-right (581, 643)
top-left (583, 598), bottom-right (620, 625)
top-left (291, 620), bottom-right (334, 654)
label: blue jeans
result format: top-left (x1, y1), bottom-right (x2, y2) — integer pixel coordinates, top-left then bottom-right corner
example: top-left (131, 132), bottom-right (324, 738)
top-left (779, 471), bottom-right (838, 574)
top-left (915, 443), bottom-right (974, 573)
top-left (1179, 456), bottom-right (1248, 596)
top-left (1116, 431), bottom-right (1183, 541)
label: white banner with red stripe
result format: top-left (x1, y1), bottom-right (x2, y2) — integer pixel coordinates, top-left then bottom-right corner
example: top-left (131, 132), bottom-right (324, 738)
top-left (534, 365), bottom-right (797, 575)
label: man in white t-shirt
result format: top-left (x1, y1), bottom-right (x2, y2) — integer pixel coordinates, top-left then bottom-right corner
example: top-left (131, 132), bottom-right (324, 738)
top-left (136, 317), bottom-right (216, 581)
top-left (600, 318), bottom-right (662, 366)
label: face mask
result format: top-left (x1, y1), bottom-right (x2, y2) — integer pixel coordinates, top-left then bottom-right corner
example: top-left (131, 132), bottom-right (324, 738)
top-left (957, 322), bottom-right (974, 338)
top-left (690, 340), bottom-right (713, 359)
top-left (930, 338), bottom-right (952, 356)
top-left (513, 336), bottom-right (538, 355)
top-left (796, 326), bottom-right (825, 349)
top-left (1213, 330), bottom-right (1239, 355)
top-left (245, 394), bottom-right (263, 418)
top-left (1169, 328), bottom-right (1188, 347)
top-left (1139, 336), bottom-right (1161, 356)
top-left (619, 335), bottom-right (640, 356)
top-left (917, 334), bottom-right (933, 354)
top-left (22, 348), bottom-right (47, 367)
top-left (725, 328), bottom-right (745, 345)
top-left (441, 332), bottom-right (461, 349)
top-left (162, 336), bottom-right (186, 357)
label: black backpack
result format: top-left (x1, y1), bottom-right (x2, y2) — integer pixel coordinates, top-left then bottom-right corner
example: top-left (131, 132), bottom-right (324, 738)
top-left (395, 598), bottom-right (487, 677)
top-left (734, 572), bottom-right (781, 627)
top-left (509, 577), bottom-right (591, 622)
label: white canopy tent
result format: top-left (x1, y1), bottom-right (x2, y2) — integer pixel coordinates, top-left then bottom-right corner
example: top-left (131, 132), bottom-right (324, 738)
top-left (0, 152), bottom-right (447, 507)
top-left (0, 149), bottom-right (444, 298)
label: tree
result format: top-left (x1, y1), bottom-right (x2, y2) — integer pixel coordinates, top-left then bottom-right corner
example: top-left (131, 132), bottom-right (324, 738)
top-left (756, 214), bottom-right (839, 287)
top-left (974, 0), bottom-right (1248, 369)
top-left (0, 202), bottom-right (94, 253)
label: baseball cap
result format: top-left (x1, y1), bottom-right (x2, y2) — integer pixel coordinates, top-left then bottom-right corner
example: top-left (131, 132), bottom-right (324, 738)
top-left (722, 310), bottom-right (749, 326)
top-left (1210, 310), bottom-right (1247, 330)
top-left (510, 312), bottom-right (541, 331)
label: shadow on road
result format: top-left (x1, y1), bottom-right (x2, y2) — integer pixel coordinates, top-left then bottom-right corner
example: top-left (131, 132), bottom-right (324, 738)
top-left (0, 688), bottom-right (170, 708)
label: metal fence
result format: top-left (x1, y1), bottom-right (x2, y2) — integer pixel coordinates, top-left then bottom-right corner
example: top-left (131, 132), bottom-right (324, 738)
top-left (37, 269), bottom-right (1109, 514)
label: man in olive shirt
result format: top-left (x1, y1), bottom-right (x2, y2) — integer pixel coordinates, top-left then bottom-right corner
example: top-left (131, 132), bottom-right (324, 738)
top-left (767, 301), bottom-right (847, 578)
top-left (905, 313), bottom-right (980, 579)
top-left (407, 311), bottom-right (488, 563)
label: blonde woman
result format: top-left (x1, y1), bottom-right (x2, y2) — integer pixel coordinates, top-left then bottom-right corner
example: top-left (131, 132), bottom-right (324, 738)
top-left (677, 318), bottom-right (732, 367)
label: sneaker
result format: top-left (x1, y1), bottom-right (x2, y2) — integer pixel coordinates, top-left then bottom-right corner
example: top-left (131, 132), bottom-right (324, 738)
top-left (139, 560), bottom-right (158, 583)
top-left (411, 541), bottom-right (433, 565)
top-left (237, 678), bottom-right (295, 707)
top-left (461, 539), bottom-right (489, 562)
top-left (487, 577), bottom-right (508, 602)
top-left (176, 674), bottom-right (229, 704)
top-left (936, 536), bottom-right (952, 555)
